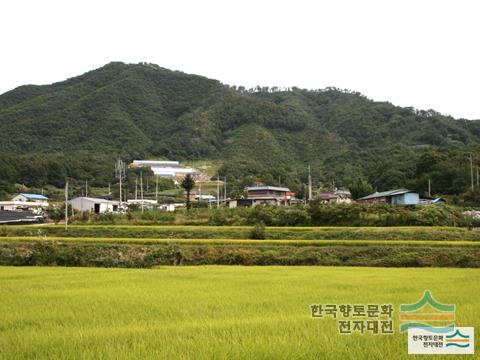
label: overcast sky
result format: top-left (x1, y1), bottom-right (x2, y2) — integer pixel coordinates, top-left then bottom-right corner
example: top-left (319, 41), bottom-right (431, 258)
top-left (1, 0), bottom-right (479, 119)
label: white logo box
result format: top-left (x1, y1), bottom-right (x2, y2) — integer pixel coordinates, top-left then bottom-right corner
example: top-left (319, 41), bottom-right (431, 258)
top-left (408, 327), bottom-right (474, 355)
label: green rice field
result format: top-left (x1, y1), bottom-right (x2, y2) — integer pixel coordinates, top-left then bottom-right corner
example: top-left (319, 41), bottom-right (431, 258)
top-left (0, 266), bottom-right (478, 359)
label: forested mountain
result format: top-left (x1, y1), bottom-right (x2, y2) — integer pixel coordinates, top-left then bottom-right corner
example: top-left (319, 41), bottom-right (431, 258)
top-left (1, 61), bottom-right (480, 198)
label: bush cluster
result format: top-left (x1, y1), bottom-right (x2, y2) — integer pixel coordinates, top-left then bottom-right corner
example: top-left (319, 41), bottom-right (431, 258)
top-left (63, 203), bottom-right (476, 227)
top-left (1, 241), bottom-right (478, 268)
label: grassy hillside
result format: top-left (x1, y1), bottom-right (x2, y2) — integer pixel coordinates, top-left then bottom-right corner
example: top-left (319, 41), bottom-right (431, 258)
top-left (1, 62), bottom-right (480, 198)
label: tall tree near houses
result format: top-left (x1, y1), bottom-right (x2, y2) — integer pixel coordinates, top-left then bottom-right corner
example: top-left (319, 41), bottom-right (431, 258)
top-left (350, 177), bottom-right (374, 200)
top-left (181, 174), bottom-right (195, 210)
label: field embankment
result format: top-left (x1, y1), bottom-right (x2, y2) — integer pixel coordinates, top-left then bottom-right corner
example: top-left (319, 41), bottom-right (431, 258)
top-left (0, 225), bottom-right (479, 267)
top-left (3, 225), bottom-right (480, 241)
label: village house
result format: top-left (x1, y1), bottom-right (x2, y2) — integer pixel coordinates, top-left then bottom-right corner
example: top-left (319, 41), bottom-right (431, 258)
top-left (317, 190), bottom-right (352, 204)
top-left (127, 199), bottom-right (158, 209)
top-left (11, 193), bottom-right (49, 206)
top-left (227, 186), bottom-right (296, 208)
top-left (130, 160), bottom-right (196, 177)
top-left (0, 193), bottom-right (49, 214)
top-left (11, 193), bottom-right (48, 203)
top-left (357, 189), bottom-right (420, 205)
top-left (69, 197), bottom-right (119, 213)
top-left (195, 194), bottom-right (216, 202)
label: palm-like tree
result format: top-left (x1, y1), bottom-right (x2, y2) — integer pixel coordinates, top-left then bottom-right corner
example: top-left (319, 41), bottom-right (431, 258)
top-left (181, 174), bottom-right (195, 210)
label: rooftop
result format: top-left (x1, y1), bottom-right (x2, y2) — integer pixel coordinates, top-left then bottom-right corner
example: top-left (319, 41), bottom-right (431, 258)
top-left (358, 189), bottom-right (417, 201)
top-left (247, 186), bottom-right (291, 192)
top-left (70, 197), bottom-right (119, 205)
top-left (14, 193), bottom-right (48, 200)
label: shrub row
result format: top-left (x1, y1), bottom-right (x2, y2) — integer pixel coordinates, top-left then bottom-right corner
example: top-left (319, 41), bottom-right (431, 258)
top-left (0, 241), bottom-right (478, 268)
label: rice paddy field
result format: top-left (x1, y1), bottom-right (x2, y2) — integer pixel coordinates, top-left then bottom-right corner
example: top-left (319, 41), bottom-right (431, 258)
top-left (1, 225), bottom-right (479, 358)
top-left (0, 266), bottom-right (478, 359)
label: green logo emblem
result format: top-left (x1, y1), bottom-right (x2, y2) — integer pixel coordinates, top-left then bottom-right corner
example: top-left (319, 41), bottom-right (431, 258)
top-left (399, 290), bottom-right (455, 333)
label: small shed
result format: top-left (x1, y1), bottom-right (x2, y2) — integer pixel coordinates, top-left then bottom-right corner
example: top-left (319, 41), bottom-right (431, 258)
top-left (357, 189), bottom-right (420, 205)
top-left (69, 197), bottom-right (119, 213)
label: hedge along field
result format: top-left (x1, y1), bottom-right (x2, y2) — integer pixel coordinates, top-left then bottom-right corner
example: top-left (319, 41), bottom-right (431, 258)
top-left (1, 240), bottom-right (479, 267)
top-left (1, 266), bottom-right (479, 359)
top-left (2, 236), bottom-right (480, 247)
top-left (3, 225), bottom-right (480, 241)
top-left (65, 204), bottom-right (475, 227)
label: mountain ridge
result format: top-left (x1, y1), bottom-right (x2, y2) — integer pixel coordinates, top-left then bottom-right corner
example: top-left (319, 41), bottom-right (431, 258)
top-left (0, 61), bottom-right (479, 197)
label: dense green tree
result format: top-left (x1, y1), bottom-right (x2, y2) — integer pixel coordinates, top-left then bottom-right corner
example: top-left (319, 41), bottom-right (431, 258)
top-left (349, 177), bottom-right (374, 200)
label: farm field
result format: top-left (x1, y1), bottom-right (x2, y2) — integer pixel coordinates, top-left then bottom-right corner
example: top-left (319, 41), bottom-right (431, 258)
top-left (0, 266), bottom-right (478, 359)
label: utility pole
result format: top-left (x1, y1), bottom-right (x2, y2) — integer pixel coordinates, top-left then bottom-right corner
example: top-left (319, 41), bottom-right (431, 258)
top-left (428, 179), bottom-right (431, 198)
top-left (140, 172), bottom-right (144, 213)
top-left (155, 176), bottom-right (159, 202)
top-left (85, 179), bottom-right (88, 197)
top-left (470, 153), bottom-right (474, 191)
top-left (115, 160), bottom-right (126, 209)
top-left (217, 175), bottom-right (220, 208)
top-left (308, 165), bottom-right (312, 202)
top-left (108, 183), bottom-right (111, 195)
top-left (64, 181), bottom-right (69, 231)
top-left (135, 177), bottom-right (138, 200)
top-left (224, 176), bottom-right (227, 204)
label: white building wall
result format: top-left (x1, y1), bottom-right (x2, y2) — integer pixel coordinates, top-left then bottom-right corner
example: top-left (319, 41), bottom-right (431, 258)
top-left (71, 198), bottom-right (93, 212)
top-left (70, 198), bottom-right (118, 213)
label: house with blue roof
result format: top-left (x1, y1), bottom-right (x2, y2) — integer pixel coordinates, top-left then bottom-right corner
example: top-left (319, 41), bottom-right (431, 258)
top-left (0, 193), bottom-right (49, 214)
top-left (12, 193), bottom-right (49, 204)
